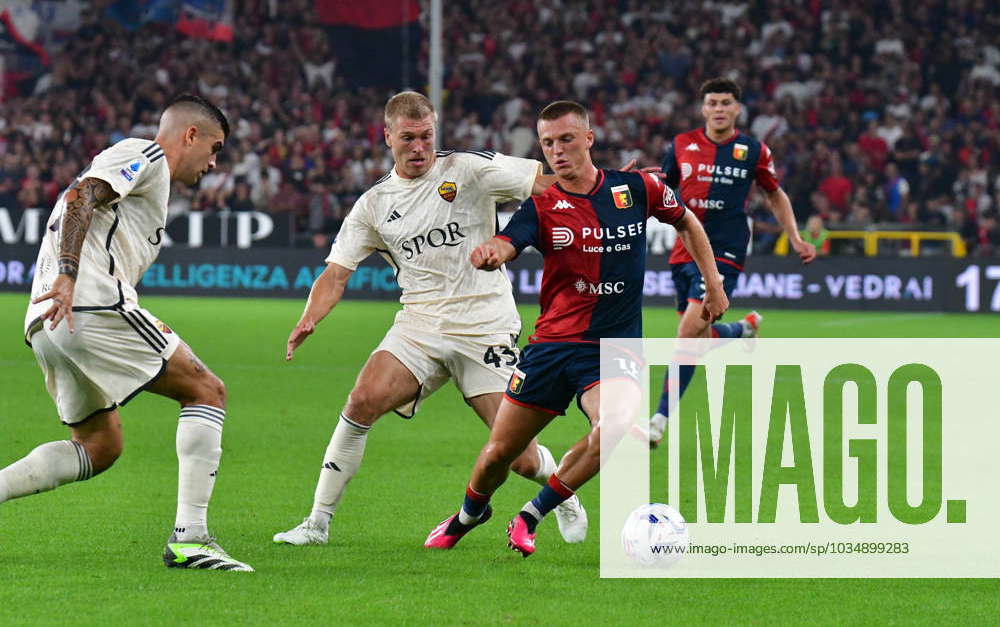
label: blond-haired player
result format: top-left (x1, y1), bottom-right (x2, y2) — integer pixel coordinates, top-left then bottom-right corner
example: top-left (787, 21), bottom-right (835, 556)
top-left (273, 92), bottom-right (588, 546)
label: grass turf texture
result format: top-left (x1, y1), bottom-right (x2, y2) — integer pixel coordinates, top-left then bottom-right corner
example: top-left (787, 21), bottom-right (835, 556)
top-left (1, 293), bottom-right (997, 625)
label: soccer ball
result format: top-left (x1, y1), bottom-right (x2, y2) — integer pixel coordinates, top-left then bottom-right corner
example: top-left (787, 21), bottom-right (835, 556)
top-left (620, 503), bottom-right (689, 568)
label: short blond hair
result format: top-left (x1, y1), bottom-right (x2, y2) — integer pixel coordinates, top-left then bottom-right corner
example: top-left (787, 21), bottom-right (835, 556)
top-left (384, 91), bottom-right (436, 129)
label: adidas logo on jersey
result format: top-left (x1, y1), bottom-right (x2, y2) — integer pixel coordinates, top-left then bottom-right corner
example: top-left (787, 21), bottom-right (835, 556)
top-left (386, 210), bottom-right (402, 223)
top-left (552, 200), bottom-right (574, 210)
top-left (685, 143), bottom-right (700, 151)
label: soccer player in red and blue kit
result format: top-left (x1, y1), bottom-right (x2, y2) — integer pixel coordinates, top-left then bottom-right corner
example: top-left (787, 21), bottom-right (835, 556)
top-left (424, 100), bottom-right (728, 557)
top-left (649, 77), bottom-right (816, 445)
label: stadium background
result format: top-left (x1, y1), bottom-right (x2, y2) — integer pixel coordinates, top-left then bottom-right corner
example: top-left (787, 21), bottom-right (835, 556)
top-left (1, 0), bottom-right (998, 624)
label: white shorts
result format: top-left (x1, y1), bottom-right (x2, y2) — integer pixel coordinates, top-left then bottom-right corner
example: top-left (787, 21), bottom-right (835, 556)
top-left (29, 307), bottom-right (181, 425)
top-left (374, 323), bottom-right (520, 418)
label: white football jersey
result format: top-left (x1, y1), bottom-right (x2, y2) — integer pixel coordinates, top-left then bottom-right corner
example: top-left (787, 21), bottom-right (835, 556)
top-left (25, 138), bottom-right (171, 339)
top-left (327, 150), bottom-right (539, 335)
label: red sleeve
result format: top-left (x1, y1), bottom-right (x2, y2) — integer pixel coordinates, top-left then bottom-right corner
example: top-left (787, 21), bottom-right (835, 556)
top-left (755, 142), bottom-right (780, 192)
top-left (641, 171), bottom-right (685, 225)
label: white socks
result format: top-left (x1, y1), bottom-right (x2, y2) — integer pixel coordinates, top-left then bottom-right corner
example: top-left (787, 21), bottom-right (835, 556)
top-left (0, 440), bottom-right (92, 503)
top-left (309, 413), bottom-right (370, 527)
top-left (530, 444), bottom-right (557, 485)
top-left (174, 404), bottom-right (224, 541)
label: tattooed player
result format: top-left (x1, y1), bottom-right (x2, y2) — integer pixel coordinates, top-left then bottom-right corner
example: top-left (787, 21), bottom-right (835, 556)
top-left (1, 94), bottom-right (253, 572)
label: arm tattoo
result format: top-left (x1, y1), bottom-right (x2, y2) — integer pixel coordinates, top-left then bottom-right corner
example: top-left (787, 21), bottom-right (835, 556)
top-left (59, 178), bottom-right (117, 279)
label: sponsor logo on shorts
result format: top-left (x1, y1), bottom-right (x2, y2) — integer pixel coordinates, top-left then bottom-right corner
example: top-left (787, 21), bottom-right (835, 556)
top-left (120, 168), bottom-right (134, 182)
top-left (509, 368), bottom-right (526, 394)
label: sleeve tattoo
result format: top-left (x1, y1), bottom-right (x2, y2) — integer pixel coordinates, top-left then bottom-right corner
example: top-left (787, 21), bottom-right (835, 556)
top-left (59, 177), bottom-right (118, 279)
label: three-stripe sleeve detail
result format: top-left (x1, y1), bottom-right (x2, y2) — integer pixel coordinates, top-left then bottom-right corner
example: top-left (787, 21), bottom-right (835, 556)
top-left (142, 142), bottom-right (165, 163)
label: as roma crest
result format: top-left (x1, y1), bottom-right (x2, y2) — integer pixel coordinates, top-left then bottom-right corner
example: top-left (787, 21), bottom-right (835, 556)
top-left (733, 143), bottom-right (748, 161)
top-left (610, 184), bottom-right (633, 209)
top-left (438, 181), bottom-right (457, 202)
top-left (154, 319), bottom-right (173, 334)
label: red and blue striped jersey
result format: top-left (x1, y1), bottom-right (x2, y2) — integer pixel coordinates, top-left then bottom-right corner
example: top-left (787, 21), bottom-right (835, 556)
top-left (499, 169), bottom-right (685, 343)
top-left (663, 127), bottom-right (779, 269)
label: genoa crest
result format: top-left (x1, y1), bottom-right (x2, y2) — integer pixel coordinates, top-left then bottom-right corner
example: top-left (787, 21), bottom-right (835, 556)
top-left (508, 368), bottom-right (526, 394)
top-left (610, 184), bottom-right (633, 209)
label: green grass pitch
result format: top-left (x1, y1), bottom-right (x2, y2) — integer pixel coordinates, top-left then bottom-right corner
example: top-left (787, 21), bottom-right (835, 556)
top-left (1, 292), bottom-right (997, 625)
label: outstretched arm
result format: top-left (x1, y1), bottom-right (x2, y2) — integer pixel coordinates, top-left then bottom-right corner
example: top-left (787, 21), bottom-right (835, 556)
top-left (286, 262), bottom-right (354, 360)
top-left (763, 187), bottom-right (816, 263)
top-left (33, 177), bottom-right (119, 332)
top-left (673, 210), bottom-right (730, 322)
top-left (470, 237), bottom-right (518, 271)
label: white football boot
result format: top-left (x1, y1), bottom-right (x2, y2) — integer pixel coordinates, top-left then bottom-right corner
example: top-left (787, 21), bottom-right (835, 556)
top-left (272, 517), bottom-right (329, 545)
top-left (554, 494), bottom-right (588, 543)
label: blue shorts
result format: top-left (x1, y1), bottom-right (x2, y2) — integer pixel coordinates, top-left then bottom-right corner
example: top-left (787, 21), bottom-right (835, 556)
top-left (671, 260), bottom-right (742, 315)
top-left (504, 342), bottom-right (641, 416)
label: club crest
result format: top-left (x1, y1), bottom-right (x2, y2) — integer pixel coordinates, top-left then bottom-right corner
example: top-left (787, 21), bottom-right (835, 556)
top-left (610, 184), bottom-right (633, 209)
top-left (438, 181), bottom-right (457, 202)
top-left (509, 368), bottom-right (526, 394)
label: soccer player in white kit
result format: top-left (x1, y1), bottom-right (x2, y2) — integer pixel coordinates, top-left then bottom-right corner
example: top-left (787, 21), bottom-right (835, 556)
top-left (273, 92), bottom-right (588, 546)
top-left (0, 95), bottom-right (253, 572)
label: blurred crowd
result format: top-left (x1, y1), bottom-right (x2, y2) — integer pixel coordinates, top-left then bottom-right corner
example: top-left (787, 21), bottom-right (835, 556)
top-left (0, 0), bottom-right (998, 254)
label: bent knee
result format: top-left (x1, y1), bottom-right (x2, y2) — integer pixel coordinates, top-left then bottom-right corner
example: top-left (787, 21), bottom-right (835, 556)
top-left (211, 376), bottom-right (227, 407)
top-left (483, 440), bottom-right (522, 467)
top-left (344, 386), bottom-right (391, 424)
top-left (599, 406), bottom-right (636, 433)
top-left (79, 437), bottom-right (123, 476)
top-left (187, 373), bottom-right (226, 408)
